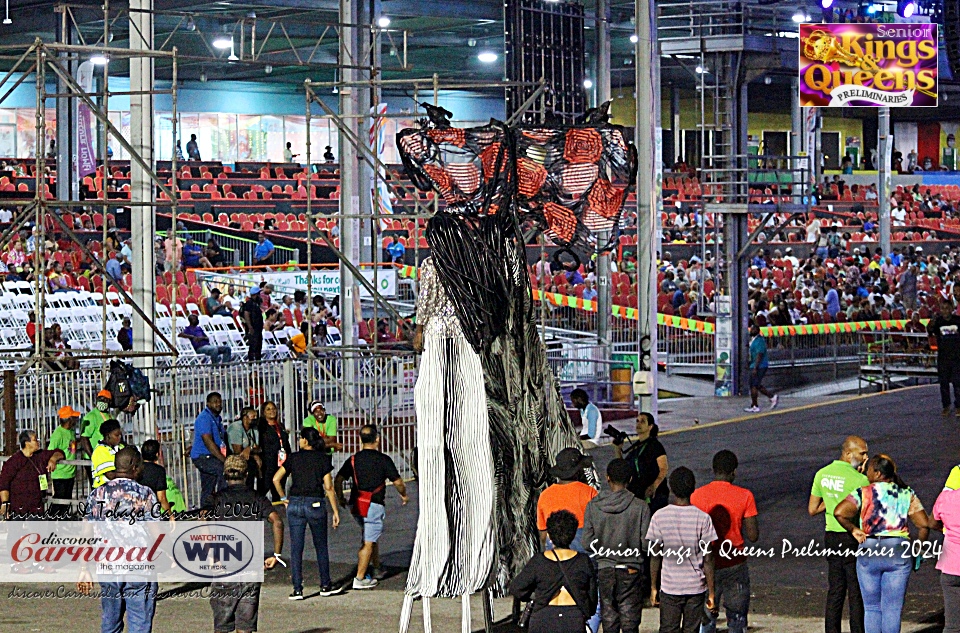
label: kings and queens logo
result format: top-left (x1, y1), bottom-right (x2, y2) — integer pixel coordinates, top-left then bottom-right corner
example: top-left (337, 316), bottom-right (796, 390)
top-left (799, 23), bottom-right (938, 107)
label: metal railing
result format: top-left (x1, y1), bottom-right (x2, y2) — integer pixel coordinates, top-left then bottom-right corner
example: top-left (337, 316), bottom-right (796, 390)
top-left (857, 330), bottom-right (936, 393)
top-left (173, 228), bottom-right (299, 266)
top-left (657, 0), bottom-right (795, 41)
top-left (4, 352), bottom-right (418, 508)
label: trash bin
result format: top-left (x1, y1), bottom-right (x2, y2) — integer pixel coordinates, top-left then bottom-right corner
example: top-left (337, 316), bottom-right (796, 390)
top-left (612, 367), bottom-right (632, 402)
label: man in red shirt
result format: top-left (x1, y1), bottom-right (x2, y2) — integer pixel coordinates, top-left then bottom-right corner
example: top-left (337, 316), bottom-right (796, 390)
top-left (691, 450), bottom-right (759, 633)
top-left (0, 429), bottom-right (65, 517)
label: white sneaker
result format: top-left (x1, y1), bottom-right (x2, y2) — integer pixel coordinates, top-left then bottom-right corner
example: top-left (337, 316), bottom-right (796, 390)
top-left (770, 394), bottom-right (779, 410)
top-left (352, 577), bottom-right (378, 590)
top-left (743, 406), bottom-right (760, 413)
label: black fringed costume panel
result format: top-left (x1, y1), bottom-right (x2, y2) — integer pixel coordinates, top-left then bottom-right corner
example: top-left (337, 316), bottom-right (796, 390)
top-left (398, 105), bottom-right (638, 598)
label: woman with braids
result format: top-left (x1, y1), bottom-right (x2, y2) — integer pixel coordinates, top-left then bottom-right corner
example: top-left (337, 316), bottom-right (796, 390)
top-left (257, 401), bottom-right (291, 501)
top-left (834, 455), bottom-right (930, 633)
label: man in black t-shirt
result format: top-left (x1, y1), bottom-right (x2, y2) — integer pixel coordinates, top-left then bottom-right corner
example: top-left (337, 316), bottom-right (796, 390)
top-left (140, 440), bottom-right (171, 516)
top-left (929, 298), bottom-right (960, 416)
top-left (335, 425), bottom-right (407, 590)
top-left (240, 289), bottom-right (264, 361)
top-left (204, 455), bottom-right (283, 633)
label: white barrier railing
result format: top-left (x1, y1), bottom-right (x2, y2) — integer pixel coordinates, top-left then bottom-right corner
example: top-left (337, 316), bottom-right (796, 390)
top-left (5, 352), bottom-right (418, 508)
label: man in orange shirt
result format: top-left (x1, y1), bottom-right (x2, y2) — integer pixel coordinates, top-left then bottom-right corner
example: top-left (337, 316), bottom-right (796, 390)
top-left (536, 446), bottom-right (600, 632)
top-left (537, 447), bottom-right (598, 550)
top-left (691, 450), bottom-right (759, 633)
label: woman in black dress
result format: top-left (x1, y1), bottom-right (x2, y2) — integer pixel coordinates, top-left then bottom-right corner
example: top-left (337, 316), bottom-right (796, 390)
top-left (258, 400), bottom-right (291, 500)
top-left (510, 510), bottom-right (597, 633)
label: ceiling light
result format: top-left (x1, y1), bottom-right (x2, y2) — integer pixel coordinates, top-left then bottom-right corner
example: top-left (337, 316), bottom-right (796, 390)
top-left (186, 17), bottom-right (196, 31)
top-left (583, 78), bottom-right (593, 89)
top-left (3, 0), bottom-right (10, 24)
top-left (213, 37), bottom-right (232, 50)
top-left (467, 38), bottom-right (477, 47)
top-left (477, 51), bottom-right (498, 63)
top-left (898, 0), bottom-right (917, 17)
top-left (200, 72), bottom-right (207, 82)
top-left (265, 64), bottom-right (273, 74)
top-left (820, 0), bottom-right (834, 7)
top-left (792, 8), bottom-right (811, 22)
top-left (90, 55), bottom-right (109, 65)
top-left (377, 16), bottom-right (390, 28)
top-left (630, 34), bottom-right (639, 43)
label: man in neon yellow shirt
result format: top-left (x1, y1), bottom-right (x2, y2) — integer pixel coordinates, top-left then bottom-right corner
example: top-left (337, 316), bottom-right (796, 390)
top-left (303, 401), bottom-right (341, 454)
top-left (809, 435), bottom-right (869, 633)
top-left (91, 420), bottom-right (125, 488)
top-left (49, 405), bottom-right (82, 516)
top-left (78, 389), bottom-right (116, 457)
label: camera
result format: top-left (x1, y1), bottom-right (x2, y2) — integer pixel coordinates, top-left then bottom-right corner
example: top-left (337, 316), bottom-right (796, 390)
top-left (604, 425), bottom-right (629, 446)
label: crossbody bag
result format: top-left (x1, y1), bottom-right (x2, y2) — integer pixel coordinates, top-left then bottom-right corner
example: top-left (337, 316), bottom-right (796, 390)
top-left (350, 455), bottom-right (384, 518)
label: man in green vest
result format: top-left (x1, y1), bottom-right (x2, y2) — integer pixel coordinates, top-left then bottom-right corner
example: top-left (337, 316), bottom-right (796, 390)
top-left (303, 401), bottom-right (341, 454)
top-left (78, 389), bottom-right (117, 458)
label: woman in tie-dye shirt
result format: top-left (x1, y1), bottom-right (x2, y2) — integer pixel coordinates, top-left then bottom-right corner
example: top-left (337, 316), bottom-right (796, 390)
top-left (835, 455), bottom-right (930, 633)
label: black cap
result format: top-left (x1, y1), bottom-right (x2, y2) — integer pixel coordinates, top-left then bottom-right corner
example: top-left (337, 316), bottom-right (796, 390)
top-left (548, 447), bottom-right (593, 480)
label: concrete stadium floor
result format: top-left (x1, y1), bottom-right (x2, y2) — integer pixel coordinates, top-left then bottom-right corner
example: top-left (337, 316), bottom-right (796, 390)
top-left (1, 384), bottom-right (954, 632)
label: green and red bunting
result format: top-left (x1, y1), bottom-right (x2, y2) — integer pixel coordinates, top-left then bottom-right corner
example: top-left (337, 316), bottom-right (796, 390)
top-left (401, 266), bottom-right (923, 337)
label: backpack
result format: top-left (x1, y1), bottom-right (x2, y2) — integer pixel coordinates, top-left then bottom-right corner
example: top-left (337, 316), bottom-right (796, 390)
top-left (105, 360), bottom-right (152, 410)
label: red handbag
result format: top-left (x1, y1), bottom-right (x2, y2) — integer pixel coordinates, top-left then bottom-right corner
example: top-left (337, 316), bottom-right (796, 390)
top-left (351, 455), bottom-right (384, 518)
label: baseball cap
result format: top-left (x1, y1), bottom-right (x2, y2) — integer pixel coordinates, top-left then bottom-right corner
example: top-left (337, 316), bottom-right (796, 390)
top-left (58, 405), bottom-right (82, 419)
top-left (249, 287), bottom-right (261, 295)
top-left (97, 389), bottom-right (112, 399)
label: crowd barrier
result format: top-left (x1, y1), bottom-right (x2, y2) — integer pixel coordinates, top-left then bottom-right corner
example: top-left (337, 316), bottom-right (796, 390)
top-left (3, 353), bottom-right (418, 509)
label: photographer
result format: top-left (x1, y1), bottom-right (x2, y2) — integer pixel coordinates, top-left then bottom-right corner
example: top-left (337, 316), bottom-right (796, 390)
top-left (611, 412), bottom-right (669, 514)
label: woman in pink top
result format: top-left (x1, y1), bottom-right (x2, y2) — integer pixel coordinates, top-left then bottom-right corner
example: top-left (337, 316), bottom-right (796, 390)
top-left (932, 487), bottom-right (960, 632)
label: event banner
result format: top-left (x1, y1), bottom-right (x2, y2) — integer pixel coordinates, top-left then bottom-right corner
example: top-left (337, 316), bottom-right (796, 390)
top-left (799, 22), bottom-right (937, 107)
top-left (231, 268), bottom-right (398, 299)
top-left (0, 521), bottom-right (265, 583)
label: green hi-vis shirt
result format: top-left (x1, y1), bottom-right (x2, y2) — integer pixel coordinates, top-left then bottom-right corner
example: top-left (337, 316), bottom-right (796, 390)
top-left (303, 414), bottom-right (337, 454)
top-left (81, 409), bottom-right (115, 449)
top-left (811, 460), bottom-right (869, 532)
top-left (48, 425), bottom-right (77, 480)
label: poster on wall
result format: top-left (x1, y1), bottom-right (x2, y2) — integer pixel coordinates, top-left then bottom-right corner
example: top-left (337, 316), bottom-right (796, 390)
top-left (799, 23), bottom-right (938, 107)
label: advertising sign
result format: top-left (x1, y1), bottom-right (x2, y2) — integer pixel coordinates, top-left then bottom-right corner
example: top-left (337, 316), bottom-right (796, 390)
top-left (0, 521), bottom-right (264, 583)
top-left (231, 268), bottom-right (397, 299)
top-left (799, 23), bottom-right (937, 107)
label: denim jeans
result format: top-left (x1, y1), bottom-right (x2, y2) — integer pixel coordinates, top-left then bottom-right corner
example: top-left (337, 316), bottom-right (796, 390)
top-left (857, 537), bottom-right (912, 633)
top-left (192, 455), bottom-right (225, 508)
top-left (700, 563), bottom-right (750, 633)
top-left (196, 344), bottom-right (232, 364)
top-left (100, 581), bottom-right (157, 633)
top-left (659, 591), bottom-right (706, 633)
top-left (598, 567), bottom-right (642, 633)
top-left (288, 496), bottom-right (331, 591)
top-left (825, 530), bottom-right (865, 633)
